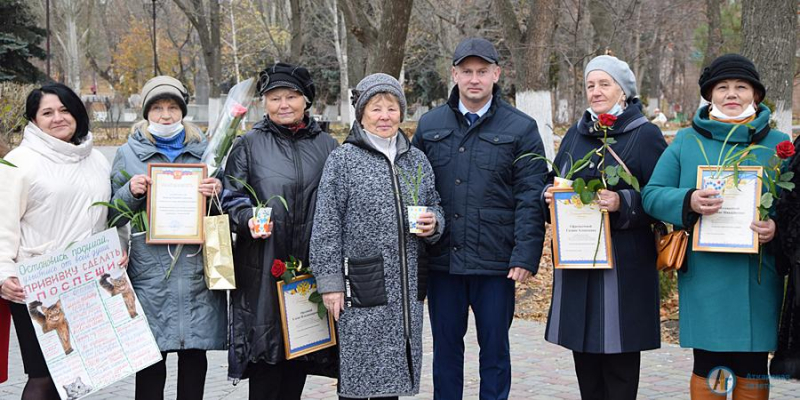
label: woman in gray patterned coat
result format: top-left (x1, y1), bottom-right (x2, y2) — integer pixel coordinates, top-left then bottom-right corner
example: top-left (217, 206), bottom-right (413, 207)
top-left (310, 73), bottom-right (444, 399)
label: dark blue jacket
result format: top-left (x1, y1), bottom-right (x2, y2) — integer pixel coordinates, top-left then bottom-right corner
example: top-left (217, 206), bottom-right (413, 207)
top-left (412, 86), bottom-right (547, 276)
top-left (544, 100), bottom-right (666, 353)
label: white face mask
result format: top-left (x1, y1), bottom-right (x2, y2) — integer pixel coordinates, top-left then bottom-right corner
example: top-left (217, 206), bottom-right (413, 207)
top-left (587, 92), bottom-right (626, 119)
top-left (709, 102), bottom-right (757, 121)
top-left (148, 121), bottom-right (184, 139)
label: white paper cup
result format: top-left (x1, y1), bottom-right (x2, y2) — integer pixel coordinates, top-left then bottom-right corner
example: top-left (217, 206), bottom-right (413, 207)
top-left (407, 206), bottom-right (428, 234)
top-left (252, 207), bottom-right (272, 235)
top-left (702, 177), bottom-right (726, 198)
top-left (553, 177), bottom-right (573, 189)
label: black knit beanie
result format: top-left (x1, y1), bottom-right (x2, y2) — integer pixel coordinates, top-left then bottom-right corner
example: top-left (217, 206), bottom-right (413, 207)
top-left (699, 54), bottom-right (766, 102)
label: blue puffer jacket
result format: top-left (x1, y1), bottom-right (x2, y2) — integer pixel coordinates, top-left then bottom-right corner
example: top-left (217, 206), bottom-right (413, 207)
top-left (412, 86), bottom-right (548, 275)
top-left (108, 123), bottom-right (226, 351)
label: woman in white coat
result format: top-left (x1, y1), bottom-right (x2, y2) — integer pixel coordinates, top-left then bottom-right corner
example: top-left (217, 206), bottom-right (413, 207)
top-left (0, 83), bottom-right (118, 399)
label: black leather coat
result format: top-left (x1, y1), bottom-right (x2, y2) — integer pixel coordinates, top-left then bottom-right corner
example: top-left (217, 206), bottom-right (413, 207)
top-left (222, 116), bottom-right (338, 379)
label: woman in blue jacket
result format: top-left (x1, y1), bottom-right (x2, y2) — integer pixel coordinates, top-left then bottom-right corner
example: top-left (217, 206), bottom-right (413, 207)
top-left (108, 76), bottom-right (226, 400)
top-left (543, 55), bottom-right (667, 400)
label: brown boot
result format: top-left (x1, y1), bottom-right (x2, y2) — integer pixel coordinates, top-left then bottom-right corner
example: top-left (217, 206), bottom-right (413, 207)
top-left (732, 376), bottom-right (769, 400)
top-left (691, 373), bottom-right (727, 399)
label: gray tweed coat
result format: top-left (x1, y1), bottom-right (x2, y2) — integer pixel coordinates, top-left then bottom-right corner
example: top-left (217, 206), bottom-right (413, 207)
top-left (310, 123), bottom-right (444, 398)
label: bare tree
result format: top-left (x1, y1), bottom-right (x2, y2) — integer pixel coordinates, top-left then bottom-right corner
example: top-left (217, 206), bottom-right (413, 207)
top-left (339, 0), bottom-right (414, 77)
top-left (552, 0), bottom-right (594, 123)
top-left (588, 0), bottom-right (613, 54)
top-left (85, 0), bottom-right (123, 90)
top-left (495, 0), bottom-right (558, 160)
top-left (39, 0), bottom-right (92, 92)
top-left (173, 0), bottom-right (222, 98)
top-left (412, 0), bottom-right (492, 97)
top-left (320, 0), bottom-right (351, 123)
top-left (702, 0), bottom-right (722, 68)
top-left (222, 0), bottom-right (242, 83)
top-left (289, 0), bottom-right (304, 62)
top-left (742, 0), bottom-right (795, 134)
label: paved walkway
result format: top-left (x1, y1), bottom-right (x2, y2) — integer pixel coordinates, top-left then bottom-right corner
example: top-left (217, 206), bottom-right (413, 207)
top-left (2, 313), bottom-right (797, 399)
top-left (4, 146), bottom-right (793, 399)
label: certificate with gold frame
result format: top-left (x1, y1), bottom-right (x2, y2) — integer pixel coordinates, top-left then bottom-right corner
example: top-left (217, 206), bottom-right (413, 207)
top-left (277, 274), bottom-right (337, 360)
top-left (549, 187), bottom-right (613, 269)
top-left (146, 163), bottom-right (206, 244)
top-left (692, 166), bottom-right (762, 253)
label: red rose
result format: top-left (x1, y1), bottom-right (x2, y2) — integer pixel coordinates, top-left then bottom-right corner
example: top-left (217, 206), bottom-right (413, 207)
top-left (597, 113), bottom-right (617, 128)
top-left (271, 259), bottom-right (287, 278)
top-left (776, 140), bottom-right (795, 160)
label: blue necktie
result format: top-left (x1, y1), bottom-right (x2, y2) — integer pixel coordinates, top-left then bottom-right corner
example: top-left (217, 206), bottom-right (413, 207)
top-left (465, 112), bottom-right (479, 126)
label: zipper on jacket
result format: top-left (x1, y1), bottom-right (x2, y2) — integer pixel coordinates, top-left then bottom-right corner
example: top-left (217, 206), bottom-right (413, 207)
top-left (387, 160), bottom-right (414, 386)
top-left (290, 140), bottom-right (304, 257)
top-left (176, 247), bottom-right (185, 349)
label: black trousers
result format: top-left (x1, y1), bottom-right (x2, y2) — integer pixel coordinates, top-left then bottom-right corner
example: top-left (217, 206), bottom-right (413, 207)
top-left (247, 360), bottom-right (307, 400)
top-left (572, 351), bottom-right (641, 400)
top-left (692, 349), bottom-right (769, 377)
top-left (135, 350), bottom-right (208, 400)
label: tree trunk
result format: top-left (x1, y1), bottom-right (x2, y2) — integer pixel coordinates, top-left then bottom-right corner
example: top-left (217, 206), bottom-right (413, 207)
top-left (495, 0), bottom-right (558, 161)
top-left (289, 0), bottom-right (304, 62)
top-left (327, 0), bottom-right (352, 125)
top-left (339, 0), bottom-right (413, 78)
top-left (346, 30), bottom-right (367, 85)
top-left (368, 0), bottom-right (412, 76)
top-left (741, 0), bottom-right (795, 134)
top-left (208, 0), bottom-right (221, 97)
top-left (173, 0), bottom-right (222, 97)
top-left (702, 0), bottom-right (723, 68)
top-left (588, 0), bottom-right (613, 55)
top-left (229, 2), bottom-right (241, 83)
top-left (53, 0), bottom-right (85, 93)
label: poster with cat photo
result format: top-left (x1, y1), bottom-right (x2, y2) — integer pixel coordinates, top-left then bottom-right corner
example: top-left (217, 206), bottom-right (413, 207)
top-left (15, 228), bottom-right (162, 400)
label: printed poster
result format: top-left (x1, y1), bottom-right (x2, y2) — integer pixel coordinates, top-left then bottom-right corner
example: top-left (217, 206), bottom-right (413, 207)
top-left (15, 228), bottom-right (162, 400)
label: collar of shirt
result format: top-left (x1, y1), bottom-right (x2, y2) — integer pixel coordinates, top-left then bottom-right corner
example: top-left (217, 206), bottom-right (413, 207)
top-left (364, 129), bottom-right (398, 162)
top-left (458, 97), bottom-right (493, 118)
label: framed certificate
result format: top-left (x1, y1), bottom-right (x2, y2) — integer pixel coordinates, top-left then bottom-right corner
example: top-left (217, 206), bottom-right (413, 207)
top-left (146, 163), bottom-right (206, 244)
top-left (549, 188), bottom-right (613, 269)
top-left (693, 166), bottom-right (762, 253)
top-left (277, 274), bottom-right (337, 359)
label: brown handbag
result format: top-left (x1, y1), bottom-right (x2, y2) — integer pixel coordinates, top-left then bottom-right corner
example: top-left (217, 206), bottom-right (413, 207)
top-left (607, 147), bottom-right (689, 272)
top-left (608, 147), bottom-right (688, 271)
top-left (654, 224), bottom-right (689, 272)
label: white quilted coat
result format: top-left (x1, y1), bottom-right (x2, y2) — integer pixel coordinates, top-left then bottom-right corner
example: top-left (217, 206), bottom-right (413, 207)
top-left (0, 123), bottom-right (110, 291)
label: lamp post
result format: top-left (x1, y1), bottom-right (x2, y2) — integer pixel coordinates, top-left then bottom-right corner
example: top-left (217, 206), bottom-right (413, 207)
top-left (144, 0), bottom-right (161, 75)
top-left (46, 0), bottom-right (51, 79)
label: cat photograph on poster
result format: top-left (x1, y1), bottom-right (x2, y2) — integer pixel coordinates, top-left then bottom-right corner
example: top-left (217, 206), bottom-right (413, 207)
top-left (99, 273), bottom-right (138, 319)
top-left (28, 299), bottom-right (74, 355)
top-left (63, 377), bottom-right (92, 400)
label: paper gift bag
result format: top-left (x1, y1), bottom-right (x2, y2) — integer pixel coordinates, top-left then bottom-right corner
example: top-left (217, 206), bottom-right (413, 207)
top-left (203, 214), bottom-right (236, 290)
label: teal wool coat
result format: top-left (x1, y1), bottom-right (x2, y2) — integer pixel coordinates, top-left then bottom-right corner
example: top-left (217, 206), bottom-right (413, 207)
top-left (642, 105), bottom-right (787, 352)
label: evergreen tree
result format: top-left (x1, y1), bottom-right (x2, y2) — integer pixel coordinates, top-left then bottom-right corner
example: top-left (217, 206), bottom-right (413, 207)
top-left (0, 0), bottom-right (46, 83)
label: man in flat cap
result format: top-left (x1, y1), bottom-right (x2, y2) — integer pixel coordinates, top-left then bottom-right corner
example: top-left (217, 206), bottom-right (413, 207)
top-left (412, 37), bottom-right (548, 399)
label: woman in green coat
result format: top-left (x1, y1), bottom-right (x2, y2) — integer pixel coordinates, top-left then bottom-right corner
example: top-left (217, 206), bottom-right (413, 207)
top-left (642, 54), bottom-right (787, 399)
